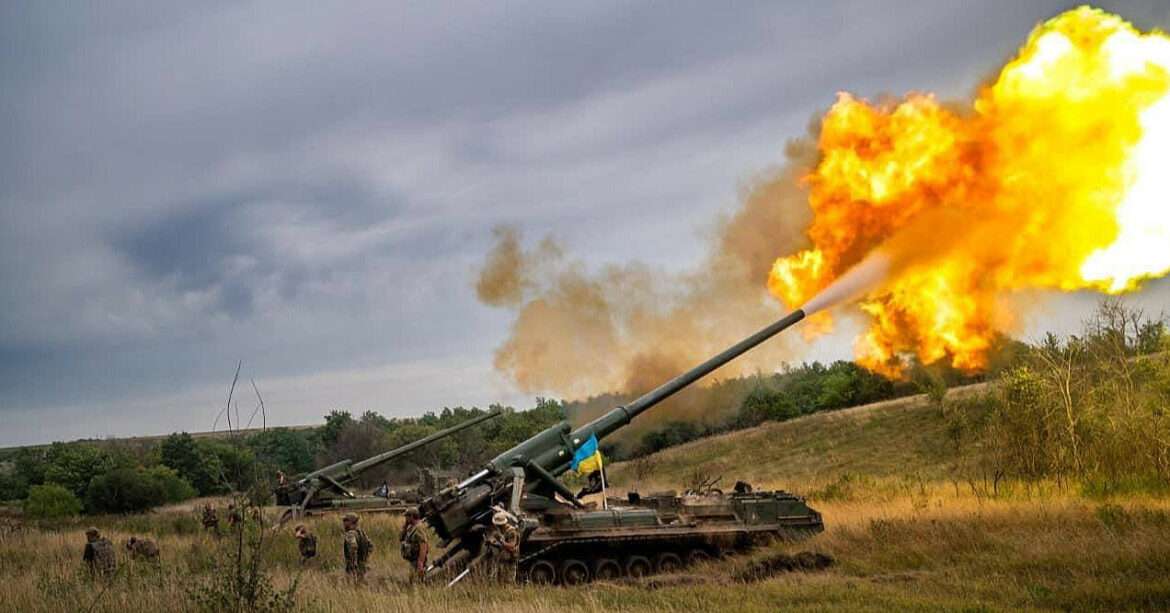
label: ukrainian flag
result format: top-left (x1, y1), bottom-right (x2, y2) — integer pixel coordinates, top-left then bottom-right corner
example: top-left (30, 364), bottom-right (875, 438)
top-left (571, 434), bottom-right (603, 475)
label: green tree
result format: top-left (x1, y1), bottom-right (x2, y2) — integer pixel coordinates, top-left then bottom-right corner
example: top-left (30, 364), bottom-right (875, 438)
top-left (161, 433), bottom-right (226, 496)
top-left (1137, 320), bottom-right (1166, 355)
top-left (42, 443), bottom-right (120, 498)
top-left (143, 465), bottom-right (197, 503)
top-left (247, 429), bottom-right (316, 474)
top-left (0, 471), bottom-right (30, 501)
top-left (200, 440), bottom-right (256, 491)
top-left (85, 468), bottom-right (168, 514)
top-left (321, 410), bottom-right (354, 448)
top-left (24, 483), bottom-right (83, 519)
top-left (13, 448), bottom-right (47, 487)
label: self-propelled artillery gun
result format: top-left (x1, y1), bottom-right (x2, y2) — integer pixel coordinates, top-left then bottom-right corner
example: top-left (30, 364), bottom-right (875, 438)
top-left (276, 410), bottom-right (500, 523)
top-left (423, 309), bottom-right (823, 584)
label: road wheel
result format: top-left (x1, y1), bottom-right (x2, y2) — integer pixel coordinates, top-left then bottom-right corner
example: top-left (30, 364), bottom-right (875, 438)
top-left (560, 559), bottom-right (590, 586)
top-left (526, 560), bottom-right (556, 584)
top-left (686, 549), bottom-right (711, 566)
top-left (625, 555), bottom-right (652, 578)
top-left (656, 552), bottom-right (683, 574)
top-left (593, 558), bottom-right (622, 581)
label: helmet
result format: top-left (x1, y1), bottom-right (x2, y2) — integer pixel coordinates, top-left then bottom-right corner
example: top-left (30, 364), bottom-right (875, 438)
top-left (404, 507), bottom-right (420, 519)
top-left (342, 513), bottom-right (359, 523)
top-left (85, 527), bottom-right (100, 537)
top-left (492, 512), bottom-right (508, 526)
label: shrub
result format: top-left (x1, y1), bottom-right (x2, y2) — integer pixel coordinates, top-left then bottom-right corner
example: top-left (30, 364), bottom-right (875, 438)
top-left (0, 471), bottom-right (30, 502)
top-left (23, 483), bottom-right (83, 519)
top-left (143, 465), bottom-right (198, 503)
top-left (85, 468), bottom-right (168, 514)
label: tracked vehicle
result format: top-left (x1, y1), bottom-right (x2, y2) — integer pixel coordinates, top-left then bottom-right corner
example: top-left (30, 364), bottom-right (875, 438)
top-left (424, 309), bottom-right (824, 584)
top-left (517, 487), bottom-right (823, 583)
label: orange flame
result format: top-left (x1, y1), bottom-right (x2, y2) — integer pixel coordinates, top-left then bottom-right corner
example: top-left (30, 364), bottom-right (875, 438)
top-left (769, 7), bottom-right (1170, 377)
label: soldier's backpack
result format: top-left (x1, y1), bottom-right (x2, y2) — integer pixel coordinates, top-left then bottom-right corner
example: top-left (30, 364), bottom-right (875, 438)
top-left (356, 529), bottom-right (373, 561)
top-left (300, 534), bottom-right (317, 558)
top-left (400, 524), bottom-right (420, 561)
top-left (91, 538), bottom-right (117, 575)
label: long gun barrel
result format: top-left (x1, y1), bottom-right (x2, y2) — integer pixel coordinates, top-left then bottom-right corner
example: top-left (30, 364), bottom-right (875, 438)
top-left (353, 410), bottom-right (500, 473)
top-left (427, 309), bottom-right (807, 544)
top-left (280, 410), bottom-right (502, 516)
top-left (299, 409), bottom-right (501, 487)
top-left (481, 309), bottom-right (806, 480)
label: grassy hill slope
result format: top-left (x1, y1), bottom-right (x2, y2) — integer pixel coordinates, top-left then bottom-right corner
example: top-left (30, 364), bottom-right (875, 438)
top-left (608, 384), bottom-right (987, 492)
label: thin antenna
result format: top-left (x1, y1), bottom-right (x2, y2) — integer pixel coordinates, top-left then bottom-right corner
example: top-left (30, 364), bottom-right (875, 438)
top-left (246, 378), bottom-right (267, 431)
top-left (216, 360), bottom-right (243, 434)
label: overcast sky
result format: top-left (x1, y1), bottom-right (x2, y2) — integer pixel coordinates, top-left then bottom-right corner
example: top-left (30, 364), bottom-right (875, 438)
top-left (2, 1), bottom-right (1168, 446)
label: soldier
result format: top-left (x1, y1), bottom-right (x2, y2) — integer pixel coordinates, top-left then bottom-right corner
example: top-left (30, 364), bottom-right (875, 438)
top-left (475, 511), bottom-right (520, 583)
top-left (82, 527), bottom-right (117, 579)
top-left (294, 524), bottom-right (317, 564)
top-left (399, 507), bottom-right (430, 581)
top-left (125, 536), bottom-right (160, 561)
top-left (227, 503), bottom-right (243, 528)
top-left (201, 504), bottom-right (219, 533)
top-left (341, 513), bottom-right (373, 581)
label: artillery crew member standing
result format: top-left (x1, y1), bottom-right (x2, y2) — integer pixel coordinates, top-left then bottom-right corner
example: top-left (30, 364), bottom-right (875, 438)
top-left (201, 504), bottom-right (219, 533)
top-left (82, 527), bottom-right (117, 579)
top-left (227, 503), bottom-right (243, 528)
top-left (125, 536), bottom-right (160, 561)
top-left (294, 524), bottom-right (317, 564)
top-left (342, 513), bottom-right (373, 581)
top-left (399, 507), bottom-right (430, 581)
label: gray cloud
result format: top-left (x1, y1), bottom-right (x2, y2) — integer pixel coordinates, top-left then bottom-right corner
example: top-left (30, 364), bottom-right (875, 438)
top-left (2, 0), bottom-right (1168, 445)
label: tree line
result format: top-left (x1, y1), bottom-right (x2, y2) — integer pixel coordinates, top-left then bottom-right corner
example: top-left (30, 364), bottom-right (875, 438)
top-left (945, 300), bottom-right (1168, 496)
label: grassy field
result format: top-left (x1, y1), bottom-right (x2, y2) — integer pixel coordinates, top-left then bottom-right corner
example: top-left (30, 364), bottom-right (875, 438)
top-left (3, 388), bottom-right (1169, 612)
top-left (607, 386), bottom-right (987, 491)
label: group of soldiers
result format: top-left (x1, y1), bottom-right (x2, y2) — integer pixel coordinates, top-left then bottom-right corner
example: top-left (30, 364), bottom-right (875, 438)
top-left (200, 502), bottom-right (257, 533)
top-left (293, 508), bottom-right (431, 583)
top-left (83, 501), bottom-right (520, 586)
top-left (81, 527), bottom-right (160, 579)
top-left (289, 505), bottom-right (519, 585)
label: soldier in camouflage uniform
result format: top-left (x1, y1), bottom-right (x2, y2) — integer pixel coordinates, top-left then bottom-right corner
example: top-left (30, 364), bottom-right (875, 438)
top-left (125, 536), bottom-right (160, 561)
top-left (294, 524), bottom-right (317, 565)
top-left (399, 507), bottom-right (429, 582)
top-left (341, 513), bottom-right (372, 581)
top-left (201, 504), bottom-right (219, 534)
top-left (468, 511), bottom-right (519, 583)
top-left (82, 527), bottom-right (117, 579)
top-left (227, 503), bottom-right (243, 529)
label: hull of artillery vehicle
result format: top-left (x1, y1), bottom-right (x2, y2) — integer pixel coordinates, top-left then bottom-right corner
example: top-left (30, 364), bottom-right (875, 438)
top-left (423, 309), bottom-right (825, 584)
top-left (516, 488), bottom-right (823, 584)
top-left (276, 410), bottom-right (499, 523)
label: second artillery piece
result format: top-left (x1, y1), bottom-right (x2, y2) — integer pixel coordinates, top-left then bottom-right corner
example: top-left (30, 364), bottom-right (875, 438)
top-left (276, 410), bottom-right (500, 523)
top-left (424, 309), bottom-right (824, 584)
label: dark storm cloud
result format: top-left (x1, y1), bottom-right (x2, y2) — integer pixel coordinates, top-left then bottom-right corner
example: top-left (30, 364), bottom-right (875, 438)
top-left (2, 0), bottom-right (1168, 445)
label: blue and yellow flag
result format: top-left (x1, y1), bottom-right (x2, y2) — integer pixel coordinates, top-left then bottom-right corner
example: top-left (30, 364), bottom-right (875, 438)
top-left (571, 434), bottom-right (603, 475)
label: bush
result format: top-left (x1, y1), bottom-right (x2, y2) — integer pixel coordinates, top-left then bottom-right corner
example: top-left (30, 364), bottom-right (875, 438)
top-left (85, 468), bottom-right (168, 514)
top-left (160, 433), bottom-right (228, 496)
top-left (23, 484), bottom-right (83, 519)
top-left (143, 465), bottom-right (198, 503)
top-left (0, 471), bottom-right (30, 502)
